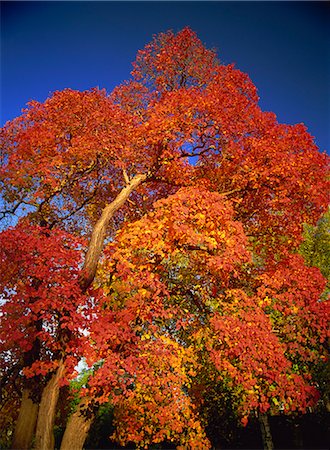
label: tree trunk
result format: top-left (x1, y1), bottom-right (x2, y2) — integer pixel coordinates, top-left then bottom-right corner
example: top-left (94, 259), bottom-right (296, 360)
top-left (34, 360), bottom-right (65, 450)
top-left (11, 388), bottom-right (39, 449)
top-left (259, 413), bottom-right (274, 450)
top-left (292, 419), bottom-right (303, 449)
top-left (11, 318), bottom-right (42, 449)
top-left (60, 399), bottom-right (94, 450)
top-left (80, 173), bottom-right (147, 291)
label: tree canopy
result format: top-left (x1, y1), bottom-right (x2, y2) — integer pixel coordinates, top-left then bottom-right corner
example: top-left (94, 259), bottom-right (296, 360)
top-left (0, 27), bottom-right (329, 450)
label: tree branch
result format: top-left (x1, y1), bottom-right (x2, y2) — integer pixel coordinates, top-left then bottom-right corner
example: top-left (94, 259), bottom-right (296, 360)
top-left (80, 173), bottom-right (147, 291)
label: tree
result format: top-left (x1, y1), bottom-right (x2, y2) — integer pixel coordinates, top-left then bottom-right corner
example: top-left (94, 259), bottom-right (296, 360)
top-left (95, 189), bottom-right (328, 442)
top-left (299, 208), bottom-right (330, 412)
top-left (1, 27), bottom-right (329, 449)
top-left (0, 222), bottom-right (92, 449)
top-left (300, 207), bottom-right (330, 296)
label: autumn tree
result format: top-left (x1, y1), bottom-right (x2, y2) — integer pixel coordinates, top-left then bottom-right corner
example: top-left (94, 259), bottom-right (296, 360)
top-left (299, 208), bottom-right (330, 412)
top-left (0, 222), bottom-right (94, 449)
top-left (1, 27), bottom-right (329, 449)
top-left (300, 207), bottom-right (330, 296)
top-left (92, 187), bottom-right (328, 448)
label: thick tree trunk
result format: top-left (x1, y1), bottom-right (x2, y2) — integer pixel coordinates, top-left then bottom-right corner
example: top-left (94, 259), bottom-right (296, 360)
top-left (34, 360), bottom-right (65, 450)
top-left (259, 413), bottom-right (274, 450)
top-left (11, 389), bottom-right (39, 449)
top-left (12, 320), bottom-right (42, 450)
top-left (60, 399), bottom-right (94, 450)
top-left (80, 173), bottom-right (147, 291)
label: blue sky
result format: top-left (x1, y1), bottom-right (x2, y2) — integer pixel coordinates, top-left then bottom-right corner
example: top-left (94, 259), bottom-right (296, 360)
top-left (1, 1), bottom-right (329, 153)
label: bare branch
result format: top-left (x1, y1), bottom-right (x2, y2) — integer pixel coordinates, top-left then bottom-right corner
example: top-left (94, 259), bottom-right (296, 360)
top-left (123, 169), bottom-right (130, 185)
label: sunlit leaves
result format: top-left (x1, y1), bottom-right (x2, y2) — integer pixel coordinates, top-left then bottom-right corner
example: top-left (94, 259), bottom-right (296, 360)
top-left (131, 27), bottom-right (218, 92)
top-left (0, 222), bottom-right (92, 379)
top-left (1, 26), bottom-right (329, 448)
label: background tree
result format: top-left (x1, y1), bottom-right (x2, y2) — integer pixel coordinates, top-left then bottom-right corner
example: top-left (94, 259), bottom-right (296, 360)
top-left (0, 222), bottom-right (93, 449)
top-left (300, 207), bottom-right (330, 296)
top-left (299, 208), bottom-right (330, 413)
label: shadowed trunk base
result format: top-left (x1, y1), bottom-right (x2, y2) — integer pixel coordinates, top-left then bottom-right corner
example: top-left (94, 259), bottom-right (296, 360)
top-left (259, 413), bottom-right (274, 450)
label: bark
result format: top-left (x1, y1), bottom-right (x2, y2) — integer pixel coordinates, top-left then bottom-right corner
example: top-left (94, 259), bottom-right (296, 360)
top-left (259, 413), bottom-right (274, 450)
top-left (34, 360), bottom-right (65, 450)
top-left (11, 319), bottom-right (42, 449)
top-left (11, 389), bottom-right (39, 449)
top-left (80, 173), bottom-right (147, 291)
top-left (60, 399), bottom-right (94, 450)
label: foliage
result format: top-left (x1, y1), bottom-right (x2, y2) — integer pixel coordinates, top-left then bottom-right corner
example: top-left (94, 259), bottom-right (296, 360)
top-left (300, 207), bottom-right (330, 294)
top-left (299, 208), bottom-right (330, 409)
top-left (0, 385), bottom-right (20, 449)
top-left (0, 222), bottom-right (93, 386)
top-left (0, 27), bottom-right (329, 449)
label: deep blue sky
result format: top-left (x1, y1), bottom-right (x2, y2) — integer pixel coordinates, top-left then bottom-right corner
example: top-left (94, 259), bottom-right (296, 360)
top-left (1, 1), bottom-right (329, 152)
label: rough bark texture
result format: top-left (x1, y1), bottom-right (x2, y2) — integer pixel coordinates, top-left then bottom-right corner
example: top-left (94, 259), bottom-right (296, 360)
top-left (60, 399), bottom-right (94, 450)
top-left (11, 389), bottom-right (39, 449)
top-left (80, 173), bottom-right (147, 291)
top-left (259, 413), bottom-right (274, 450)
top-left (34, 360), bottom-right (65, 450)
